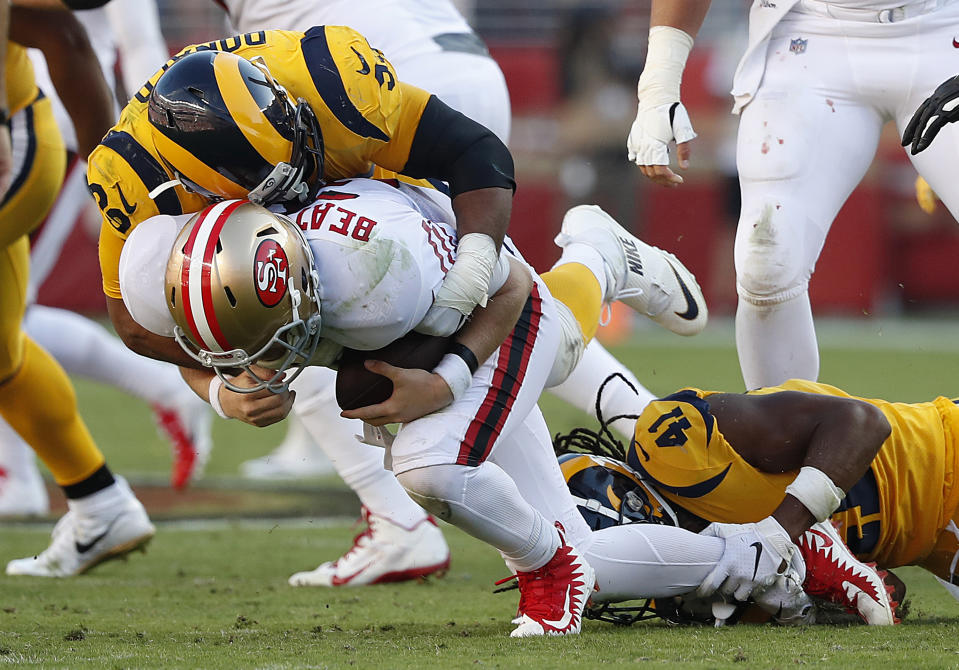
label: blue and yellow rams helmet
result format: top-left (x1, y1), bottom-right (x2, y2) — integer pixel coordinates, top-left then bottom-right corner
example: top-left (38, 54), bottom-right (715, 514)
top-left (148, 51), bottom-right (324, 208)
top-left (558, 452), bottom-right (678, 531)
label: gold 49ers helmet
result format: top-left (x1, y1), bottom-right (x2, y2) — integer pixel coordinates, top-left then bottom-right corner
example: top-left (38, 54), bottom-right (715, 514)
top-left (148, 50), bottom-right (324, 208)
top-left (165, 199), bottom-right (322, 393)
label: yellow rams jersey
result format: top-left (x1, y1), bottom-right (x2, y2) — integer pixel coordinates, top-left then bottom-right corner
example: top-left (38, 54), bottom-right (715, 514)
top-left (627, 379), bottom-right (959, 579)
top-left (7, 42), bottom-right (38, 116)
top-left (88, 26), bottom-right (432, 299)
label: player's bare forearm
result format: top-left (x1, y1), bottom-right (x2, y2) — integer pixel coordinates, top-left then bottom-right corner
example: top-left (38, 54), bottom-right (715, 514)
top-left (451, 187), bottom-right (512, 252)
top-left (107, 297), bottom-right (206, 369)
top-left (650, 0), bottom-right (712, 36)
top-left (454, 256), bottom-right (532, 364)
top-left (11, 5), bottom-right (113, 156)
top-left (710, 391), bottom-right (890, 539)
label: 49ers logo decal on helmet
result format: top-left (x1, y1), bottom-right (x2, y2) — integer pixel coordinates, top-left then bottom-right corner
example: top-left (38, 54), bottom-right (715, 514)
top-left (254, 240), bottom-right (289, 307)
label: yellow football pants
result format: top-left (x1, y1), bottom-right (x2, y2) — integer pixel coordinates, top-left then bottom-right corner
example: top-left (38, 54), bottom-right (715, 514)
top-left (0, 94), bottom-right (105, 486)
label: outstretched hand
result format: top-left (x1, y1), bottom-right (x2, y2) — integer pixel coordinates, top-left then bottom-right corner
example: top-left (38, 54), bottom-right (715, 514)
top-left (340, 360), bottom-right (454, 426)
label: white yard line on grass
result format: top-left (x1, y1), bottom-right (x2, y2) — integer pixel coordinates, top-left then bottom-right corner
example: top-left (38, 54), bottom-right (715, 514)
top-left (621, 316), bottom-right (959, 352)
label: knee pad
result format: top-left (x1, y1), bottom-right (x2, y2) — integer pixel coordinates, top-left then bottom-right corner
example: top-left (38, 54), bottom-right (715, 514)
top-left (396, 464), bottom-right (467, 521)
top-left (734, 199), bottom-right (811, 307)
top-left (545, 300), bottom-right (585, 388)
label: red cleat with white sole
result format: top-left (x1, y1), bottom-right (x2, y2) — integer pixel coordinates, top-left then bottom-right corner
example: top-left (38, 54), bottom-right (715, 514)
top-left (509, 524), bottom-right (596, 638)
top-left (153, 398), bottom-right (213, 491)
top-left (288, 508), bottom-right (450, 587)
top-left (798, 521), bottom-right (898, 625)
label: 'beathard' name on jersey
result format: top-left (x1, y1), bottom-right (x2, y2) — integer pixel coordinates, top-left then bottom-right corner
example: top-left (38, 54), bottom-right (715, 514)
top-left (292, 178), bottom-right (458, 351)
top-left (123, 178), bottom-right (512, 353)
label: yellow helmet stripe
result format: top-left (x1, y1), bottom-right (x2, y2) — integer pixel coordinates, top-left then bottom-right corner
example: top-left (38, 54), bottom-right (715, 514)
top-left (212, 53), bottom-right (291, 168)
top-left (151, 130), bottom-right (249, 200)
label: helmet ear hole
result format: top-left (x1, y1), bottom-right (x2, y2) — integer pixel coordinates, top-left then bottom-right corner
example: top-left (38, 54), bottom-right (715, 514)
top-left (223, 285), bottom-right (237, 307)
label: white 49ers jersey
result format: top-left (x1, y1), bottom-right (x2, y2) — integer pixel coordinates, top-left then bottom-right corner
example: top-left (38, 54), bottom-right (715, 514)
top-left (119, 178), bottom-right (510, 354)
top-left (291, 178), bottom-right (459, 351)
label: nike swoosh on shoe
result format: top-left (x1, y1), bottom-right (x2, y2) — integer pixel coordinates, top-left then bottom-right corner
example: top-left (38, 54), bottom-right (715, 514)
top-left (666, 260), bottom-right (700, 321)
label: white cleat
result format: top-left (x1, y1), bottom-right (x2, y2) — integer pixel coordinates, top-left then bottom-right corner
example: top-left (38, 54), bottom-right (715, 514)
top-left (0, 461), bottom-right (49, 518)
top-left (555, 204), bottom-right (707, 336)
top-left (798, 520), bottom-right (897, 625)
top-left (288, 508), bottom-right (450, 587)
top-left (5, 478), bottom-right (155, 577)
top-left (509, 523), bottom-right (595, 638)
top-left (241, 414), bottom-right (335, 480)
top-left (154, 391), bottom-right (213, 490)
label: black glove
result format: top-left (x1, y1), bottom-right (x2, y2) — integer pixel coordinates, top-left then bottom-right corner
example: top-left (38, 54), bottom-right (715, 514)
top-left (902, 75), bottom-right (959, 155)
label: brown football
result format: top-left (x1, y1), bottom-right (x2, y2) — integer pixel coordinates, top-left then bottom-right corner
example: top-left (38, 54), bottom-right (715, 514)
top-left (335, 332), bottom-right (453, 411)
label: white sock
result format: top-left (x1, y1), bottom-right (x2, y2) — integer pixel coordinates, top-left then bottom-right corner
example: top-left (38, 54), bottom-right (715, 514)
top-left (23, 305), bottom-right (187, 403)
top-left (552, 243), bottom-right (608, 300)
top-left (397, 462), bottom-right (560, 573)
top-left (736, 292), bottom-right (819, 389)
top-left (583, 524), bottom-right (723, 602)
top-left (291, 367), bottom-right (428, 529)
top-left (549, 340), bottom-right (656, 440)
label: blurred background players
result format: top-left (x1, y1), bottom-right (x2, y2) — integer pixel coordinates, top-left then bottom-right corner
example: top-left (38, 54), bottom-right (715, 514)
top-left (0, 0), bottom-right (212, 517)
top-left (0, 2), bottom-right (153, 577)
top-left (628, 0), bottom-right (959, 390)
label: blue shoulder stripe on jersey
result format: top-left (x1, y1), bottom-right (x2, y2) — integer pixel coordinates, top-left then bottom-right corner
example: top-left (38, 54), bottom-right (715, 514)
top-left (628, 455), bottom-right (732, 499)
top-left (301, 27), bottom-right (390, 142)
top-left (658, 389), bottom-right (714, 443)
top-left (100, 131), bottom-right (183, 216)
top-left (1, 102), bottom-right (36, 209)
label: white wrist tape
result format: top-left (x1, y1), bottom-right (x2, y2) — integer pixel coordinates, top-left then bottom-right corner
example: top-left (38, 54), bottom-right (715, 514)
top-left (434, 233), bottom-right (498, 313)
top-left (208, 375), bottom-right (231, 420)
top-left (785, 466), bottom-right (845, 523)
top-left (433, 352), bottom-right (473, 401)
top-left (637, 25), bottom-right (694, 107)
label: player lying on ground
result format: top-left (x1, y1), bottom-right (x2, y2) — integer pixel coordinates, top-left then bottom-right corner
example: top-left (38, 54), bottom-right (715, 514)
top-left (117, 171), bottom-right (898, 633)
top-left (558, 376), bottom-right (959, 623)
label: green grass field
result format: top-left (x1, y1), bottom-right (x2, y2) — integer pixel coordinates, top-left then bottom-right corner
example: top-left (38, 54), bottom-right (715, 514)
top-left (3, 318), bottom-right (959, 668)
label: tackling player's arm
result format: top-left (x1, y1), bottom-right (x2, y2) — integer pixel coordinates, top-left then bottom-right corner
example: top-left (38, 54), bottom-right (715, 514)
top-left (10, 5), bottom-right (113, 156)
top-left (105, 297), bottom-right (204, 368)
top-left (707, 391), bottom-right (891, 541)
top-left (397, 97), bottom-right (515, 335)
top-left (627, 0), bottom-right (711, 186)
top-left (341, 257), bottom-right (532, 426)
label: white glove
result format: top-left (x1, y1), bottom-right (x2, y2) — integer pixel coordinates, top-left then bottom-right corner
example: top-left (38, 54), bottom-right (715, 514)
top-left (626, 101), bottom-right (697, 166)
top-left (417, 233), bottom-right (498, 336)
top-left (626, 25), bottom-right (697, 167)
top-left (697, 516), bottom-right (805, 602)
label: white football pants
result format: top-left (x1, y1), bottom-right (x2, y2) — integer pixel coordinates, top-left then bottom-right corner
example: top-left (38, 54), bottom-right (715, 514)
top-left (734, 0), bottom-right (959, 389)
